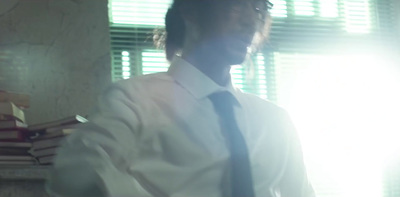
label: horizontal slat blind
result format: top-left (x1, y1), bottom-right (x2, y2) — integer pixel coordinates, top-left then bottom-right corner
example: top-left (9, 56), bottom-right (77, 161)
top-left (109, 0), bottom-right (172, 81)
top-left (272, 52), bottom-right (315, 106)
top-left (114, 47), bottom-right (268, 99)
top-left (141, 50), bottom-right (169, 75)
top-left (231, 53), bottom-right (268, 99)
top-left (270, 0), bottom-right (288, 17)
top-left (110, 0), bottom-right (398, 86)
top-left (109, 0), bottom-right (172, 27)
top-left (109, 0), bottom-right (270, 99)
top-left (266, 1), bottom-right (398, 196)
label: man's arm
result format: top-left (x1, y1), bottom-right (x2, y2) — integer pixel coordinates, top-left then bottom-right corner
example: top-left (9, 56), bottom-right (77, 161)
top-left (278, 111), bottom-right (315, 197)
top-left (46, 85), bottom-right (148, 197)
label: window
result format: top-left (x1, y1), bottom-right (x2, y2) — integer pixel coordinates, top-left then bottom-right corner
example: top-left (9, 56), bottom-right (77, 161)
top-left (141, 50), bottom-right (169, 75)
top-left (230, 53), bottom-right (268, 99)
top-left (294, 0), bottom-right (315, 16)
top-left (108, 0), bottom-right (270, 98)
top-left (120, 51), bottom-right (131, 79)
top-left (108, 1), bottom-right (400, 197)
top-left (344, 0), bottom-right (371, 33)
top-left (272, 52), bottom-right (400, 197)
top-left (320, 0), bottom-right (339, 18)
top-left (109, 0), bottom-right (172, 27)
top-left (269, 0), bottom-right (288, 17)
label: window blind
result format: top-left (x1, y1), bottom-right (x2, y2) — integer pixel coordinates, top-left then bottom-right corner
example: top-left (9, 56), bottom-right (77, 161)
top-left (109, 0), bottom-right (269, 98)
top-left (108, 1), bottom-right (399, 197)
top-left (109, 0), bottom-right (173, 81)
top-left (133, 49), bottom-right (268, 99)
top-left (266, 1), bottom-right (398, 197)
top-left (141, 50), bottom-right (169, 75)
top-left (230, 53), bottom-right (268, 99)
top-left (109, 0), bottom-right (172, 27)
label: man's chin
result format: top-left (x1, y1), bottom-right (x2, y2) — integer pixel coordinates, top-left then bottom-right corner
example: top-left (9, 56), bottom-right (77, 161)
top-left (200, 42), bottom-right (248, 65)
top-left (225, 48), bottom-right (248, 65)
top-left (228, 55), bottom-right (246, 65)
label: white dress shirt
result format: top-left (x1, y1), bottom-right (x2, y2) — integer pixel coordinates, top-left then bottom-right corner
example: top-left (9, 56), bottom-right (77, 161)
top-left (47, 56), bottom-right (314, 197)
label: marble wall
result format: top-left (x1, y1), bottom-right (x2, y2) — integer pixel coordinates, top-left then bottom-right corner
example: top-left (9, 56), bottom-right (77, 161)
top-left (0, 0), bottom-right (111, 124)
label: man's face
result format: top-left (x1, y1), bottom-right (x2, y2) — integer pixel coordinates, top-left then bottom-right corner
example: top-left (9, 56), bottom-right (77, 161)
top-left (197, 0), bottom-right (267, 65)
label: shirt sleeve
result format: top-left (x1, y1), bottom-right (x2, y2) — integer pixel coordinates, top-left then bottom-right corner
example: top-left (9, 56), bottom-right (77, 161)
top-left (46, 84), bottom-right (148, 197)
top-left (278, 111), bottom-right (316, 197)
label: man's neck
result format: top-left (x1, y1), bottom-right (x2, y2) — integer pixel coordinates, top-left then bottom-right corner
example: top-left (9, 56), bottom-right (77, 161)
top-left (181, 53), bottom-right (231, 87)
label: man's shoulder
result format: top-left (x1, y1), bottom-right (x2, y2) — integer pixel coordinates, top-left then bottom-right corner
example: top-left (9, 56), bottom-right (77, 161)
top-left (240, 93), bottom-right (284, 111)
top-left (238, 93), bottom-right (294, 135)
top-left (238, 92), bottom-right (286, 114)
top-left (101, 72), bottom-right (174, 102)
top-left (111, 72), bottom-right (173, 92)
top-left (115, 72), bottom-right (172, 87)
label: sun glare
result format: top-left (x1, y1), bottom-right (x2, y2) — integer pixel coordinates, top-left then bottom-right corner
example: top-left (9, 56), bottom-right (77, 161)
top-left (275, 52), bottom-right (400, 197)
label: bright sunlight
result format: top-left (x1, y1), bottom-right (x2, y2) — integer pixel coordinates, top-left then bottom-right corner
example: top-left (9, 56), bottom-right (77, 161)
top-left (275, 52), bottom-right (400, 197)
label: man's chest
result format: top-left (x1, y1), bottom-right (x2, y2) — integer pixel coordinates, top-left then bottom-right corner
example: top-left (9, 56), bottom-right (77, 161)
top-left (126, 100), bottom-right (286, 196)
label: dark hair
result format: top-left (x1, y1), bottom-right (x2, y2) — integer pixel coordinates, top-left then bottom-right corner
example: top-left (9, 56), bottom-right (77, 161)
top-left (153, 1), bottom-right (186, 61)
top-left (153, 0), bottom-right (272, 61)
top-left (165, 5), bottom-right (186, 61)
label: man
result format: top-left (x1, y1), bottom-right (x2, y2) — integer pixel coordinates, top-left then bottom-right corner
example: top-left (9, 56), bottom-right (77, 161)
top-left (47, 0), bottom-right (315, 196)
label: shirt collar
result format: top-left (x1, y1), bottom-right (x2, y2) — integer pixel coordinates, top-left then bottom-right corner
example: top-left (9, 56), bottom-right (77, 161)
top-left (167, 56), bottom-right (239, 101)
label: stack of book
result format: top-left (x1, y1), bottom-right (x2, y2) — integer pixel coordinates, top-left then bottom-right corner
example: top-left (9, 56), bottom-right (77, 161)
top-left (0, 142), bottom-right (36, 165)
top-left (0, 91), bottom-right (36, 165)
top-left (28, 115), bottom-right (87, 165)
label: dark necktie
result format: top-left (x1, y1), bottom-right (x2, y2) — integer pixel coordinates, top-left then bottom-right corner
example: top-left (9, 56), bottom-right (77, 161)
top-left (209, 91), bottom-right (255, 197)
